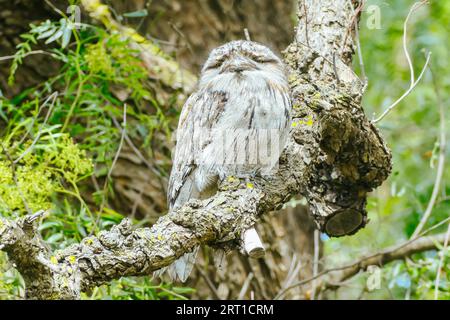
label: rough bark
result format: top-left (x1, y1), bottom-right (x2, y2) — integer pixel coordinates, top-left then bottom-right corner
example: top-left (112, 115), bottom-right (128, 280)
top-left (110, 0), bottom-right (296, 71)
top-left (0, 0), bottom-right (392, 299)
top-left (284, 0), bottom-right (391, 235)
top-left (190, 204), bottom-right (318, 299)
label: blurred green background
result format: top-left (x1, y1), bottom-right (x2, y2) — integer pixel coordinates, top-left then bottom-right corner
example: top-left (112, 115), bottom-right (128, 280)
top-left (325, 0), bottom-right (450, 299)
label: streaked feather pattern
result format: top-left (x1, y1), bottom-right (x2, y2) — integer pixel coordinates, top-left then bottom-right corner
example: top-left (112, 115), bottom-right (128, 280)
top-left (160, 40), bottom-right (291, 282)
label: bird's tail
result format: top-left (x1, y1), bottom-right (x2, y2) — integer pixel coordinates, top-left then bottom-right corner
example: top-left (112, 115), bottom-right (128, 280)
top-left (153, 246), bottom-right (199, 282)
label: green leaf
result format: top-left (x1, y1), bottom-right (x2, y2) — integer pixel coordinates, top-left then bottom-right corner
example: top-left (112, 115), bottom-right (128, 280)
top-left (37, 28), bottom-right (57, 40)
top-left (38, 221), bottom-right (63, 231)
top-left (46, 233), bottom-right (64, 244)
top-left (45, 29), bottom-right (63, 44)
top-left (61, 26), bottom-right (72, 49)
top-left (122, 9), bottom-right (148, 18)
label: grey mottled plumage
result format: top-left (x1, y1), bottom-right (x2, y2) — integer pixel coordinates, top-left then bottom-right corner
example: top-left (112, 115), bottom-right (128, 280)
top-left (161, 40), bottom-right (291, 282)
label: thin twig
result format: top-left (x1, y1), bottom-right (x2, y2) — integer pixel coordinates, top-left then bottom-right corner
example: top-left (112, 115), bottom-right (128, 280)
top-left (110, 113), bottom-right (166, 195)
top-left (349, 0), bottom-right (367, 82)
top-left (275, 254), bottom-right (303, 299)
top-left (244, 28), bottom-right (251, 41)
top-left (168, 21), bottom-right (195, 56)
top-left (372, 1), bottom-right (430, 123)
top-left (89, 104), bottom-right (127, 235)
top-left (110, 115), bottom-right (158, 174)
top-left (16, 92), bottom-right (58, 146)
top-left (311, 229), bottom-right (320, 300)
top-left (372, 52), bottom-right (431, 123)
top-left (104, 104), bottom-right (128, 194)
top-left (435, 223), bottom-right (450, 300)
top-left (0, 50), bottom-right (57, 62)
top-left (238, 272), bottom-right (254, 300)
top-left (403, 2), bottom-right (428, 86)
top-left (275, 226), bottom-right (448, 299)
top-left (195, 265), bottom-right (221, 300)
top-left (428, 64), bottom-right (449, 300)
top-left (411, 63), bottom-right (446, 238)
top-left (341, 0), bottom-right (365, 56)
top-left (14, 92), bottom-right (58, 164)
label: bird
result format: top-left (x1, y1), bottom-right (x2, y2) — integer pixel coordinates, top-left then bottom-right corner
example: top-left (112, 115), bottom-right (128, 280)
top-left (160, 40), bottom-right (292, 282)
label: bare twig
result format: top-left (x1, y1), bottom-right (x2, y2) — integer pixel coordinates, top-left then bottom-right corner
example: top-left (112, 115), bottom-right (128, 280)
top-left (373, 52), bottom-right (431, 123)
top-left (411, 64), bottom-right (446, 238)
top-left (372, 1), bottom-right (430, 123)
top-left (341, 0), bottom-right (365, 56)
top-left (311, 229), bottom-right (320, 300)
top-left (275, 254), bottom-right (303, 299)
top-left (110, 112), bottom-right (166, 196)
top-left (275, 230), bottom-right (448, 299)
top-left (435, 223), bottom-right (450, 300)
top-left (427, 64), bottom-right (449, 300)
top-left (90, 104), bottom-right (127, 235)
top-left (243, 28), bottom-right (251, 41)
top-left (403, 2), bottom-right (428, 86)
top-left (348, 0), bottom-right (367, 82)
top-left (238, 272), bottom-right (254, 300)
top-left (195, 265), bottom-right (221, 300)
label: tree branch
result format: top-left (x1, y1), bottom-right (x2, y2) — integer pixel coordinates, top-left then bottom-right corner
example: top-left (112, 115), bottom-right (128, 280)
top-left (0, 0), bottom-right (392, 299)
top-left (275, 232), bottom-right (448, 299)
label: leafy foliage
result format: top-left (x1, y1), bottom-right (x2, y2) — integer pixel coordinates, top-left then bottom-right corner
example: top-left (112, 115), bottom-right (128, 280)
top-left (0, 13), bottom-right (184, 300)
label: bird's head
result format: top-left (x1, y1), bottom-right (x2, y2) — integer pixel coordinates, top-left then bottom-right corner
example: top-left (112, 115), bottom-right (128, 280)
top-left (199, 40), bottom-right (287, 89)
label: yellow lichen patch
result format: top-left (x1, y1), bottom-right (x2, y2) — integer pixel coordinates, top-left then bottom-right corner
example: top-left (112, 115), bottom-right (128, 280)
top-left (68, 256), bottom-right (76, 264)
top-left (294, 115), bottom-right (314, 127)
top-left (226, 207), bottom-right (234, 213)
top-left (50, 256), bottom-right (58, 264)
top-left (246, 182), bottom-right (254, 189)
top-left (227, 176), bottom-right (236, 183)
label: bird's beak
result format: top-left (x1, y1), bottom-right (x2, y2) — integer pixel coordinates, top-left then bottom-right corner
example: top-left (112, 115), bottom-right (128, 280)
top-left (220, 56), bottom-right (258, 74)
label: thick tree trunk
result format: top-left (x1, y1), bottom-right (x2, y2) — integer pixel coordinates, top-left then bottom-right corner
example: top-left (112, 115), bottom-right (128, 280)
top-left (110, 0), bottom-right (296, 71)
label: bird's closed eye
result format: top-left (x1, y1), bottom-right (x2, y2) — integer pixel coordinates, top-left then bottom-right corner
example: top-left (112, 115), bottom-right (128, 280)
top-left (205, 60), bottom-right (224, 70)
top-left (253, 56), bottom-right (278, 64)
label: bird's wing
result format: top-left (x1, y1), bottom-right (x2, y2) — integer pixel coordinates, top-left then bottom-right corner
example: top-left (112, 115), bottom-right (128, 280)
top-left (167, 89), bottom-right (228, 210)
